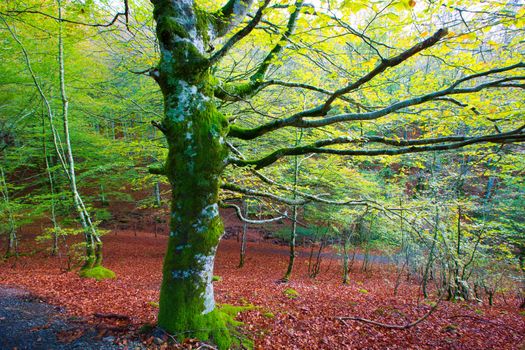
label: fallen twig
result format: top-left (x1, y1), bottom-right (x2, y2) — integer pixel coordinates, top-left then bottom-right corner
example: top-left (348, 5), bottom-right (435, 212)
top-left (93, 313), bottom-right (130, 321)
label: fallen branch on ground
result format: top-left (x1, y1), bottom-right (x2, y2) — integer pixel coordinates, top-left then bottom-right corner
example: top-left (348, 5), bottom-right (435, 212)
top-left (335, 299), bottom-right (441, 329)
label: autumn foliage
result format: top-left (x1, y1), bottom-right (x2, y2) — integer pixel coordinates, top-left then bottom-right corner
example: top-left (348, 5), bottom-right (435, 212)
top-left (1, 230), bottom-right (524, 349)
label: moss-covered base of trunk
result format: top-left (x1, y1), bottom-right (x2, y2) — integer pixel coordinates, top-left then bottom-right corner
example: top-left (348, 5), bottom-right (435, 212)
top-left (79, 265), bottom-right (116, 280)
top-left (159, 304), bottom-right (254, 350)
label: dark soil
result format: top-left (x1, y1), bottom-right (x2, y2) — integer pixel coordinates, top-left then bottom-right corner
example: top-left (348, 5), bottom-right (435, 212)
top-left (0, 286), bottom-right (141, 350)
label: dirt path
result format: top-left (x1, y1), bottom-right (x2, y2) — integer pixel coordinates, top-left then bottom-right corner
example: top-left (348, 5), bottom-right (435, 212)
top-left (0, 286), bottom-right (136, 350)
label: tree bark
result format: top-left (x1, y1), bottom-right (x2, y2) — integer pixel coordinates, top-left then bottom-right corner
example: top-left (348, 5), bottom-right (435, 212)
top-left (157, 80), bottom-right (229, 343)
top-left (152, 1), bottom-right (232, 345)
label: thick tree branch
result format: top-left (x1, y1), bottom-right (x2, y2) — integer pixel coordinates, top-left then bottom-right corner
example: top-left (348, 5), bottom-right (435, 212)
top-left (317, 28), bottom-right (448, 113)
top-left (226, 141), bottom-right (371, 205)
top-left (148, 164), bottom-right (166, 176)
top-left (231, 127), bottom-right (525, 169)
top-left (228, 63), bottom-right (524, 139)
top-left (213, 0), bottom-right (255, 38)
top-left (214, 0), bottom-right (305, 100)
top-left (434, 97), bottom-right (480, 115)
top-left (250, 0), bottom-right (304, 82)
top-left (151, 120), bottom-right (167, 134)
top-left (209, 0), bottom-right (271, 66)
top-left (215, 79), bottom-right (370, 111)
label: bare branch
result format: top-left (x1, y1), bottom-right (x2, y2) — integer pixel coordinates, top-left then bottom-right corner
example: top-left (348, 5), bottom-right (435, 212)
top-left (5, 0), bottom-right (130, 29)
top-left (226, 141), bottom-right (371, 205)
top-left (220, 202), bottom-right (287, 224)
top-left (221, 182), bottom-right (310, 205)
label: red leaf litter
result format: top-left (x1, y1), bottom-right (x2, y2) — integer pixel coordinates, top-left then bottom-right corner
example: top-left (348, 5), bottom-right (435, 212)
top-left (1, 230), bottom-right (524, 349)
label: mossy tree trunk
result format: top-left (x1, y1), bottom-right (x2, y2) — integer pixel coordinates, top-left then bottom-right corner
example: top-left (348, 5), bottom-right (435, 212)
top-left (151, 0), bottom-right (253, 346)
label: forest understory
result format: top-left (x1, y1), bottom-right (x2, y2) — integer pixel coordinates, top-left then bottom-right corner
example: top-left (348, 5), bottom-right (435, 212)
top-left (1, 229), bottom-right (523, 350)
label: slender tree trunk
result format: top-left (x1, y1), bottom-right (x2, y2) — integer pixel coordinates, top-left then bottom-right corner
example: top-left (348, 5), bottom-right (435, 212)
top-left (423, 208), bottom-right (439, 298)
top-left (154, 181), bottom-right (162, 207)
top-left (310, 238), bottom-right (325, 278)
top-left (283, 130), bottom-right (302, 281)
top-left (100, 184), bottom-right (108, 206)
top-left (238, 199), bottom-right (248, 268)
top-left (0, 166), bottom-right (17, 257)
top-left (42, 115), bottom-right (60, 256)
top-left (283, 205), bottom-right (298, 281)
top-left (342, 231), bottom-right (350, 284)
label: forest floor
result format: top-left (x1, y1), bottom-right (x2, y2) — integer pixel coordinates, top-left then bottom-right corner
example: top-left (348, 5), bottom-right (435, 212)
top-left (1, 230), bottom-right (524, 349)
top-left (0, 285), bottom-right (144, 350)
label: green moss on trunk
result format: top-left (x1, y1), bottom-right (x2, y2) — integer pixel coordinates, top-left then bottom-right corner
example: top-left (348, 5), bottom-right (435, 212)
top-left (157, 74), bottom-right (230, 347)
top-left (152, 2), bottom-right (239, 347)
top-left (80, 240), bottom-right (115, 280)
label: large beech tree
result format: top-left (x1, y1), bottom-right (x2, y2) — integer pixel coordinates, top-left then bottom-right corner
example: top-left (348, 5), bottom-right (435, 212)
top-left (145, 1), bottom-right (523, 345)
